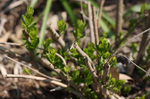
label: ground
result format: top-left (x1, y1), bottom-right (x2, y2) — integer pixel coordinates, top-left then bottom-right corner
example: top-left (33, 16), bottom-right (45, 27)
top-left (0, 0), bottom-right (150, 99)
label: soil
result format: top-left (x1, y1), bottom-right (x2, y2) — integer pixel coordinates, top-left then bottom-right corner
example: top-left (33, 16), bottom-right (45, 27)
top-left (0, 0), bottom-right (150, 99)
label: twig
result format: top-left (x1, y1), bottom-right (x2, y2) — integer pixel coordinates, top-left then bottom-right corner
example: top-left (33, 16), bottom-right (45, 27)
top-left (140, 68), bottom-right (150, 81)
top-left (48, 24), bottom-right (77, 62)
top-left (39, 57), bottom-right (80, 92)
top-left (36, 46), bottom-right (68, 68)
top-left (119, 17), bottom-right (145, 45)
top-left (115, 0), bottom-right (124, 48)
top-left (0, 44), bottom-right (50, 76)
top-left (73, 42), bottom-right (93, 63)
top-left (102, 63), bottom-right (110, 84)
top-left (55, 53), bottom-right (67, 66)
top-left (0, 42), bottom-right (25, 46)
top-left (39, 59), bottom-right (86, 98)
top-left (93, 6), bottom-right (99, 45)
top-left (0, 1), bottom-right (24, 14)
top-left (84, 57), bottom-right (108, 98)
top-left (0, 18), bottom-right (7, 35)
top-left (120, 55), bottom-right (150, 76)
top-left (0, 63), bottom-right (7, 78)
top-left (73, 42), bottom-right (96, 72)
top-left (6, 74), bottom-right (67, 88)
top-left (0, 46), bottom-right (22, 59)
top-left (113, 27), bottom-right (150, 56)
top-left (136, 12), bottom-right (150, 65)
top-left (50, 86), bottom-right (62, 92)
top-left (80, 0), bottom-right (86, 23)
top-left (48, 62), bottom-right (80, 92)
top-left (92, 6), bottom-right (100, 65)
top-left (5, 55), bottom-right (61, 81)
top-left (49, 24), bottom-right (66, 49)
top-left (80, 11), bottom-right (89, 20)
top-left (98, 0), bottom-right (105, 29)
top-left (88, 1), bottom-right (95, 44)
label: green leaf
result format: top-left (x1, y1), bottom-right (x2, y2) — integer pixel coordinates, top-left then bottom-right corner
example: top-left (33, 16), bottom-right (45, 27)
top-left (113, 87), bottom-right (119, 93)
top-left (63, 66), bottom-right (68, 73)
top-left (70, 48), bottom-right (79, 57)
top-left (44, 38), bottom-right (52, 49)
top-left (103, 52), bottom-right (111, 59)
top-left (122, 85), bottom-right (131, 95)
top-left (57, 19), bottom-right (66, 36)
top-left (140, 3), bottom-right (147, 14)
top-left (73, 19), bottom-right (86, 41)
top-left (109, 57), bottom-right (117, 68)
top-left (28, 26), bottom-right (38, 39)
top-left (46, 48), bottom-right (56, 64)
top-left (71, 69), bottom-right (80, 80)
top-left (27, 6), bottom-right (34, 15)
top-left (23, 67), bottom-right (31, 75)
top-left (83, 43), bottom-right (96, 60)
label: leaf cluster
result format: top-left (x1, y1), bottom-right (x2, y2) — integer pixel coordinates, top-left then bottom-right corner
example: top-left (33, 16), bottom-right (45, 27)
top-left (21, 6), bottom-right (125, 99)
top-left (22, 6), bottom-right (39, 52)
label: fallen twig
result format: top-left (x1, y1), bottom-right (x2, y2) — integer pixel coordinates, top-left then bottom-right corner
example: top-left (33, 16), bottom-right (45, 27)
top-left (6, 74), bottom-right (67, 88)
top-left (5, 55), bottom-right (61, 81)
top-left (0, 1), bottom-right (24, 14)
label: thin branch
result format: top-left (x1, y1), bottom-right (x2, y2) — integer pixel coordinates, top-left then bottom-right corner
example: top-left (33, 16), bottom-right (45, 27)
top-left (73, 42), bottom-right (96, 72)
top-left (93, 6), bottom-right (99, 45)
top-left (39, 59), bottom-right (86, 98)
top-left (0, 42), bottom-right (25, 46)
top-left (0, 45), bottom-right (22, 59)
top-left (0, 18), bottom-right (7, 35)
top-left (136, 12), bottom-right (150, 65)
top-left (80, 11), bottom-right (89, 20)
top-left (98, 0), bottom-right (105, 29)
top-left (92, 6), bottom-right (100, 65)
top-left (80, 0), bottom-right (86, 23)
top-left (55, 53), bottom-right (67, 66)
top-left (120, 55), bottom-right (150, 76)
top-left (88, 1), bottom-right (95, 44)
top-left (113, 27), bottom-right (150, 56)
top-left (73, 42), bottom-right (93, 63)
top-left (119, 17), bottom-right (145, 45)
top-left (84, 57), bottom-right (108, 98)
top-left (140, 68), bottom-right (150, 81)
top-left (50, 86), bottom-right (63, 92)
top-left (0, 1), bottom-right (24, 14)
top-left (115, 0), bottom-right (124, 48)
top-left (36, 46), bottom-right (68, 69)
top-left (48, 63), bottom-right (80, 92)
top-left (48, 24), bottom-right (77, 62)
top-left (102, 63), bottom-right (110, 84)
top-left (6, 74), bottom-right (67, 88)
top-left (48, 24), bottom-right (66, 49)
top-left (5, 55), bottom-right (61, 81)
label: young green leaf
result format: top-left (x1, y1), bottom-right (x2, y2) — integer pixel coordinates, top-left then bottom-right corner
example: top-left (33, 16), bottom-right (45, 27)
top-left (23, 67), bottom-right (31, 75)
top-left (57, 19), bottom-right (66, 36)
top-left (73, 19), bottom-right (86, 41)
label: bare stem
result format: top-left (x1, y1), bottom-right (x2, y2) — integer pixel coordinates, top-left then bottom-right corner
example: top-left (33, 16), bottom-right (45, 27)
top-left (88, 1), bottom-right (95, 44)
top-left (98, 0), bottom-right (105, 29)
top-left (93, 6), bottom-right (99, 45)
top-left (115, 0), bottom-right (123, 48)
